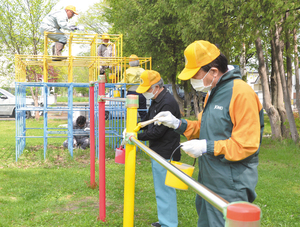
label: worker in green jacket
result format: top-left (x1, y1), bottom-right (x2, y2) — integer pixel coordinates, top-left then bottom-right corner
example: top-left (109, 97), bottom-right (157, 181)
top-left (154, 40), bottom-right (264, 227)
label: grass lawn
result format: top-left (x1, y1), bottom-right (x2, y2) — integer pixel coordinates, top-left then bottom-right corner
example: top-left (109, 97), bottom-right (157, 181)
top-left (0, 115), bottom-right (299, 226)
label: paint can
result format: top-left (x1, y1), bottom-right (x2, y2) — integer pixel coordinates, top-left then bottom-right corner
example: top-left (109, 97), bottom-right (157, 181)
top-left (165, 161), bottom-right (195, 190)
top-left (165, 145), bottom-right (196, 190)
top-left (115, 145), bottom-right (125, 164)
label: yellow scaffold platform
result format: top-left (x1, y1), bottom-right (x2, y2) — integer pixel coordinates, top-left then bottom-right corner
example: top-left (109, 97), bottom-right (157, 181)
top-left (15, 32), bottom-right (152, 83)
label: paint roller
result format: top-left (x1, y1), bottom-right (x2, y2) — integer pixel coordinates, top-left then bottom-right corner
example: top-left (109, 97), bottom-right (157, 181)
top-left (133, 118), bottom-right (158, 132)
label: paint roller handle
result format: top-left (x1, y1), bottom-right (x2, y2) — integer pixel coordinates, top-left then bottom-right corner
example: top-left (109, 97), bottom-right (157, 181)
top-left (139, 118), bottom-right (158, 128)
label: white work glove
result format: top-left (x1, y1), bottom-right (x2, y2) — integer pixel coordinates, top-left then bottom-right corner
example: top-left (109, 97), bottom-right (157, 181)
top-left (154, 111), bottom-right (181, 129)
top-left (69, 25), bottom-right (78, 31)
top-left (121, 128), bottom-right (126, 146)
top-left (77, 25), bottom-right (85, 31)
top-left (122, 128), bottom-right (126, 139)
top-left (181, 139), bottom-right (207, 158)
top-left (84, 127), bottom-right (90, 131)
top-left (73, 138), bottom-right (77, 148)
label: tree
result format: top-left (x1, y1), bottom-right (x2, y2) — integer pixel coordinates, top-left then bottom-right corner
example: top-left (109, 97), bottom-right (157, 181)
top-left (293, 29), bottom-right (300, 115)
top-left (76, 1), bottom-right (110, 34)
top-left (104, 0), bottom-right (187, 114)
top-left (81, 0), bottom-right (300, 141)
top-left (256, 36), bottom-right (282, 139)
top-left (0, 0), bottom-right (58, 119)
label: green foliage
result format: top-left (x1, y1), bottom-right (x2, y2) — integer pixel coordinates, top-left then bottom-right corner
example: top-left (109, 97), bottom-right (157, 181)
top-left (56, 96), bottom-right (89, 103)
top-left (77, 1), bottom-right (110, 34)
top-left (105, 0), bottom-right (186, 84)
top-left (0, 0), bottom-right (58, 55)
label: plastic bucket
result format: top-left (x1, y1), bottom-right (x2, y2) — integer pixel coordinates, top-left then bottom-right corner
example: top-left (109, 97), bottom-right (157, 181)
top-left (165, 161), bottom-right (195, 190)
top-left (115, 146), bottom-right (125, 164)
top-left (113, 90), bottom-right (120, 97)
top-left (109, 74), bottom-right (116, 80)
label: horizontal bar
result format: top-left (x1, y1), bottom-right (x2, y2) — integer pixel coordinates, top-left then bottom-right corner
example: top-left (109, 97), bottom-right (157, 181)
top-left (130, 137), bottom-right (229, 213)
top-left (101, 97), bottom-right (126, 102)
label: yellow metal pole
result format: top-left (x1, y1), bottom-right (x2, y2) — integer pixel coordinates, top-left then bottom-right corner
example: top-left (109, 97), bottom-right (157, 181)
top-left (121, 34), bottom-right (123, 58)
top-left (68, 56), bottom-right (73, 83)
top-left (44, 31), bottom-right (48, 56)
top-left (123, 95), bottom-right (138, 227)
top-left (69, 32), bottom-right (73, 57)
top-left (44, 32), bottom-right (49, 82)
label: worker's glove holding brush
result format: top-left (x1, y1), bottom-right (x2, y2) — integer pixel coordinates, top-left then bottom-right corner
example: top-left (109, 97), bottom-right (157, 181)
top-left (154, 111), bottom-right (181, 129)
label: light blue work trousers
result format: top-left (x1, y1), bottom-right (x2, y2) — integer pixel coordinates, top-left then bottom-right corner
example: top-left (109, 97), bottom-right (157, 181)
top-left (151, 159), bottom-right (178, 227)
top-left (40, 27), bottom-right (68, 43)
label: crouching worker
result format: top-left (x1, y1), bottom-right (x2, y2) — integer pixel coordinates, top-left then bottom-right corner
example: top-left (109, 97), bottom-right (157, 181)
top-left (63, 115), bottom-right (90, 150)
top-left (40, 5), bottom-right (79, 59)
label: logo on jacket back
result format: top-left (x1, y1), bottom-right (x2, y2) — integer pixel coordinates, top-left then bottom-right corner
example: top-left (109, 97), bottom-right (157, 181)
top-left (214, 105), bottom-right (223, 110)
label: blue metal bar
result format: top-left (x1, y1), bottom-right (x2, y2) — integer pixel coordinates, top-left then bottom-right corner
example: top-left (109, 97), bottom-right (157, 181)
top-left (68, 84), bottom-right (74, 157)
top-left (43, 84), bottom-right (48, 159)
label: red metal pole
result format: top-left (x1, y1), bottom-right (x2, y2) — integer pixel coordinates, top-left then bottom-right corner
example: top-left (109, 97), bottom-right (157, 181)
top-left (89, 83), bottom-right (96, 188)
top-left (98, 75), bottom-right (106, 221)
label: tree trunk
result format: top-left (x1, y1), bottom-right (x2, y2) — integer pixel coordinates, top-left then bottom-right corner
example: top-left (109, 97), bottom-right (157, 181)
top-left (170, 81), bottom-right (184, 116)
top-left (30, 87), bottom-right (40, 120)
top-left (272, 35), bottom-right (289, 138)
top-left (169, 54), bottom-right (184, 116)
top-left (274, 23), bottom-right (299, 143)
top-left (240, 42), bottom-right (246, 78)
top-left (255, 36), bottom-right (281, 139)
top-left (285, 29), bottom-right (293, 101)
top-left (293, 29), bottom-right (300, 114)
top-left (191, 89), bottom-right (200, 116)
top-left (184, 81), bottom-right (192, 118)
top-left (270, 38), bottom-right (277, 106)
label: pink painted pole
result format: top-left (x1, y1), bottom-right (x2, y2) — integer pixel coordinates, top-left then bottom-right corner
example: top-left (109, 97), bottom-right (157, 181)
top-left (98, 75), bottom-right (106, 221)
top-left (89, 83), bottom-right (96, 189)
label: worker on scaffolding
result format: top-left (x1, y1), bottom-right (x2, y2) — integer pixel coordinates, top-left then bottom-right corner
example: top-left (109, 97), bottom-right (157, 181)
top-left (118, 54), bottom-right (147, 120)
top-left (40, 5), bottom-right (79, 59)
top-left (97, 33), bottom-right (115, 81)
top-left (63, 115), bottom-right (90, 150)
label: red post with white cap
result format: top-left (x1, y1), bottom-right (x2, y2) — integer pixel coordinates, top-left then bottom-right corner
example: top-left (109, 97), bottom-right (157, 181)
top-left (225, 202), bottom-right (261, 227)
top-left (89, 82), bottom-right (96, 189)
top-left (98, 75), bottom-right (106, 222)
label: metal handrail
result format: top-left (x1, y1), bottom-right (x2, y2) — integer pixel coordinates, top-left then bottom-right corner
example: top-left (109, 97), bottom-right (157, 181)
top-left (130, 136), bottom-right (229, 213)
top-left (100, 97), bottom-right (126, 102)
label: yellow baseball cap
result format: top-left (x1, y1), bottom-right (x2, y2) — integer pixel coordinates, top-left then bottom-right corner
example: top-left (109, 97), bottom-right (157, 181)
top-left (136, 70), bottom-right (161, 93)
top-left (102, 33), bottom-right (110, 40)
top-left (178, 40), bottom-right (220, 80)
top-left (129, 54), bottom-right (138, 62)
top-left (65, 5), bottom-right (78, 15)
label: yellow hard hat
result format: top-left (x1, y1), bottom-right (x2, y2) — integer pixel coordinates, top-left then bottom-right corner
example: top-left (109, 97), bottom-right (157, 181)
top-left (129, 54), bottom-right (139, 62)
top-left (102, 33), bottom-right (110, 40)
top-left (65, 5), bottom-right (78, 15)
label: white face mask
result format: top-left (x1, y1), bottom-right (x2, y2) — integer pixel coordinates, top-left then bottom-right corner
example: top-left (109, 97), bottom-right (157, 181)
top-left (143, 86), bottom-right (158, 99)
top-left (190, 69), bottom-right (214, 92)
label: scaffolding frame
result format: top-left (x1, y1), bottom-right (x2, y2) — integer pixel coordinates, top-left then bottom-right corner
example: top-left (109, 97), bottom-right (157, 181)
top-left (14, 32), bottom-right (151, 160)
